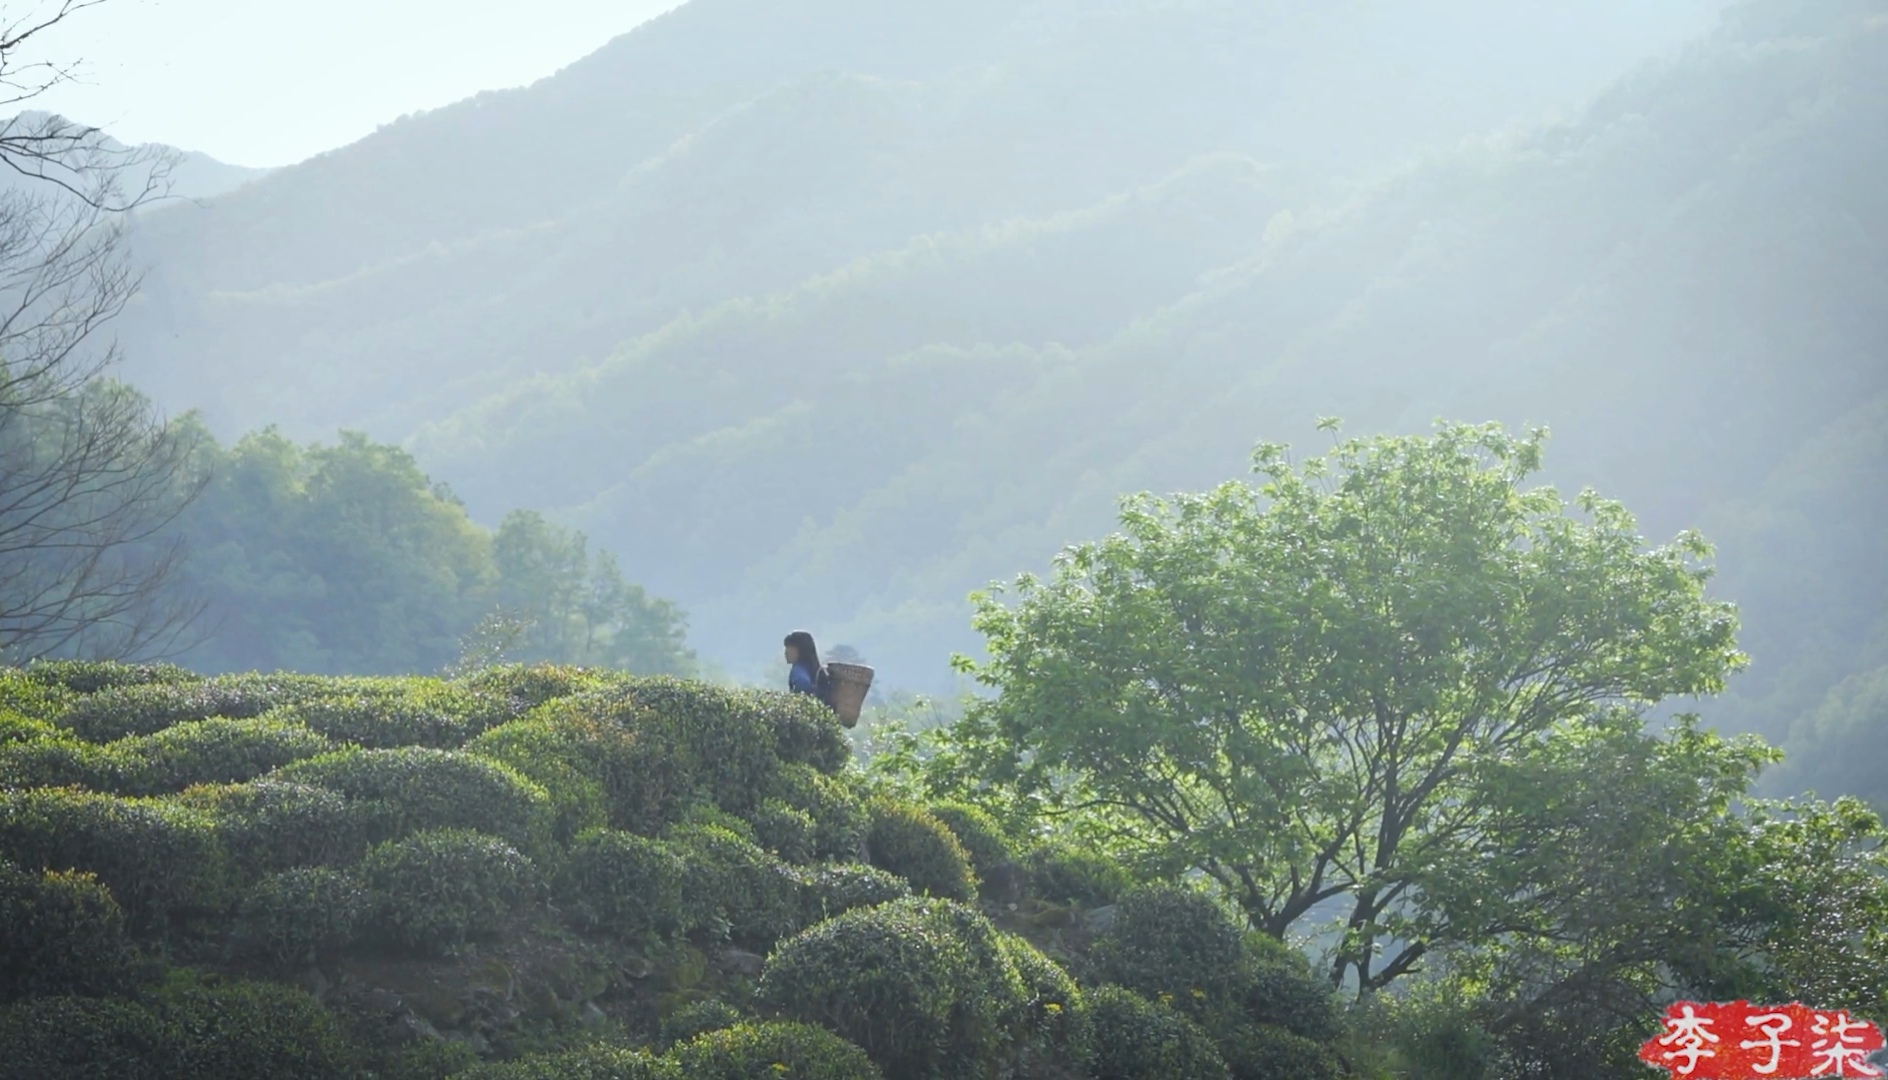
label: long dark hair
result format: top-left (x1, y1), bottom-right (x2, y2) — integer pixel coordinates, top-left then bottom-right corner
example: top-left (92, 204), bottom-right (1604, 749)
top-left (783, 630), bottom-right (821, 671)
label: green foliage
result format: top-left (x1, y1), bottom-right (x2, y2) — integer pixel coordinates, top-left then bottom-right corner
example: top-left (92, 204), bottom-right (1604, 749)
top-left (358, 828), bottom-right (539, 954)
top-left (22, 660), bottom-right (200, 695)
top-left (1085, 985), bottom-right (1230, 1080)
top-left (0, 787), bottom-right (230, 925)
top-left (1240, 934), bottom-right (1341, 1043)
top-left (448, 1042), bottom-right (678, 1080)
top-left (863, 796), bottom-right (977, 901)
top-left (664, 1020), bottom-right (883, 1080)
top-left (1023, 842), bottom-right (1132, 907)
top-left (1090, 885), bottom-right (1255, 1017)
top-left (0, 706), bottom-right (65, 743)
top-left (461, 663), bottom-right (623, 715)
top-left (262, 678), bottom-right (512, 749)
top-left (795, 862), bottom-right (912, 926)
top-left (464, 709), bottom-right (639, 842)
top-left (112, 716), bottom-right (333, 794)
top-left (0, 861), bottom-right (134, 1002)
top-left (1373, 982), bottom-right (1498, 1080)
top-left (176, 779), bottom-right (371, 878)
top-left (0, 670), bottom-right (74, 722)
top-left (54, 674), bottom-right (342, 742)
top-left (1213, 1021), bottom-right (1342, 1080)
top-left (273, 746), bottom-right (553, 853)
top-left (559, 828), bottom-right (688, 942)
top-left (949, 423), bottom-right (1749, 994)
top-left (0, 974), bottom-right (355, 1079)
top-left (768, 762), bottom-right (867, 860)
top-left (657, 999), bottom-right (744, 1050)
top-left (665, 822), bottom-right (803, 948)
top-left (758, 897), bottom-right (1032, 1080)
top-left (0, 732), bottom-right (125, 790)
top-left (750, 797), bottom-right (816, 863)
top-left (227, 866), bottom-right (370, 969)
top-left (998, 932), bottom-right (1092, 1073)
top-left (925, 801), bottom-right (1018, 879)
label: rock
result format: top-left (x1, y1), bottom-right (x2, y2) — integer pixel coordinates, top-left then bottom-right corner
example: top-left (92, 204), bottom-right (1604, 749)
top-left (364, 989), bottom-right (406, 1016)
top-left (1083, 905), bottom-right (1118, 934)
top-left (714, 948), bottom-right (766, 978)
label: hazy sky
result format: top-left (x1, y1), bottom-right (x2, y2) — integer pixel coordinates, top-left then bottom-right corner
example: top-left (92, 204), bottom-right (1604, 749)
top-left (21, 0), bottom-right (685, 167)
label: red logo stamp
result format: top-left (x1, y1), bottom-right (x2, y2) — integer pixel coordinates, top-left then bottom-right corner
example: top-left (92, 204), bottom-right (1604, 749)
top-left (1639, 1001), bottom-right (1885, 1078)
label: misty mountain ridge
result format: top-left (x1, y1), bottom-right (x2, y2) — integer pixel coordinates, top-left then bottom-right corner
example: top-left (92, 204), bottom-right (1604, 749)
top-left (67, 0), bottom-right (1888, 805)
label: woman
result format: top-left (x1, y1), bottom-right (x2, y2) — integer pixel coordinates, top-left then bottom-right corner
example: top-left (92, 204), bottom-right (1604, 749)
top-left (783, 630), bottom-right (827, 703)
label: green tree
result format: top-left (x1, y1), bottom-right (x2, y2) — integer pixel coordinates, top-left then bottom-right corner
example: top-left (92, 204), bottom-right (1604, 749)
top-left (938, 422), bottom-right (1745, 995)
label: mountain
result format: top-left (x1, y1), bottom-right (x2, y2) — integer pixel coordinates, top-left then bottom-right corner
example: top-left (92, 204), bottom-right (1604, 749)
top-left (91, 0), bottom-right (1886, 801)
top-left (0, 110), bottom-right (271, 202)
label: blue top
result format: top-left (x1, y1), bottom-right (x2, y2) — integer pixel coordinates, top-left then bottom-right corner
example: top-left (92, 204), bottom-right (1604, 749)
top-left (788, 660), bottom-right (819, 695)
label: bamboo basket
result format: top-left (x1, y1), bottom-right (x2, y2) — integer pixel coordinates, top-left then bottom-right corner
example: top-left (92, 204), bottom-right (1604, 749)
top-left (824, 662), bottom-right (874, 728)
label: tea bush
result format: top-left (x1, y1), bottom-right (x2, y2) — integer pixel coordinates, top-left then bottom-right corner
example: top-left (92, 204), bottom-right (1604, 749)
top-left (227, 866), bottom-right (370, 969)
top-left (863, 797), bottom-right (977, 901)
top-left (758, 897), bottom-right (1031, 1080)
top-left (999, 932), bottom-right (1092, 1071)
top-left (0, 671), bottom-right (75, 721)
top-left (273, 746), bottom-right (553, 854)
top-left (925, 802), bottom-right (1018, 880)
top-left (176, 779), bottom-right (371, 879)
top-left (665, 822), bottom-right (802, 947)
top-left (749, 797), bottom-right (816, 863)
top-left (459, 663), bottom-right (625, 716)
top-left (1214, 1020), bottom-right (1343, 1080)
top-left (0, 974), bottom-right (355, 1080)
top-left (1086, 986), bottom-right (1231, 1080)
top-left (449, 1042), bottom-right (677, 1080)
top-left (463, 715), bottom-right (616, 842)
top-left (1089, 885), bottom-right (1256, 1015)
top-left (767, 763), bottom-right (867, 860)
top-left (1024, 842), bottom-right (1132, 907)
top-left (611, 677), bottom-right (849, 778)
top-left (1241, 933), bottom-right (1341, 1042)
top-left (559, 828), bottom-right (688, 941)
top-left (56, 674), bottom-right (340, 742)
top-left (796, 862), bottom-right (911, 926)
top-left (0, 734), bottom-right (126, 790)
top-left (0, 707), bottom-right (65, 743)
top-left (0, 861), bottom-right (134, 1002)
top-left (113, 717), bottom-right (333, 795)
top-left (359, 829), bottom-right (540, 955)
top-left (656, 999), bottom-right (743, 1050)
top-left (265, 677), bottom-right (512, 749)
top-left (0, 787), bottom-right (231, 925)
top-left (22, 660), bottom-right (200, 695)
top-left (664, 1020), bottom-right (882, 1080)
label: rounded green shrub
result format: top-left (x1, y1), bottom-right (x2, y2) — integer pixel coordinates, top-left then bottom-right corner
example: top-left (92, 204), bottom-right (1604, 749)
top-left (750, 797), bottom-right (816, 863)
top-left (925, 802), bottom-right (1018, 879)
top-left (758, 897), bottom-right (1031, 1080)
top-left (1087, 985), bottom-right (1231, 1080)
top-left (0, 708), bottom-right (69, 744)
top-left (863, 797), bottom-right (977, 901)
top-left (559, 828), bottom-right (688, 941)
top-left (0, 994), bottom-right (174, 1079)
top-left (665, 1020), bottom-right (882, 1080)
top-left (795, 862), bottom-right (911, 926)
top-left (469, 705), bottom-right (655, 837)
top-left (613, 676), bottom-right (850, 778)
top-left (113, 717), bottom-right (332, 795)
top-left (459, 663), bottom-right (625, 716)
top-left (228, 866), bottom-right (370, 969)
top-left (0, 672), bottom-right (75, 722)
top-left (665, 822), bottom-right (802, 947)
top-left (1241, 933), bottom-right (1341, 1043)
top-left (23, 660), bottom-right (200, 695)
top-left (0, 975), bottom-right (355, 1080)
top-left (266, 678), bottom-right (512, 750)
top-left (657, 999), bottom-right (744, 1050)
top-left (0, 861), bottom-right (133, 1002)
top-left (1215, 1021), bottom-right (1343, 1080)
top-left (1024, 842), bottom-right (1132, 907)
top-left (0, 787), bottom-right (231, 925)
top-left (360, 828), bottom-right (539, 954)
top-left (273, 746), bottom-right (553, 853)
top-left (178, 779), bottom-right (372, 878)
top-left (1090, 885), bottom-right (1255, 1015)
top-left (999, 932), bottom-right (1091, 1071)
top-left (449, 1042), bottom-right (678, 1080)
top-left (0, 734), bottom-right (126, 790)
top-left (56, 674), bottom-right (339, 743)
top-left (767, 764), bottom-right (867, 860)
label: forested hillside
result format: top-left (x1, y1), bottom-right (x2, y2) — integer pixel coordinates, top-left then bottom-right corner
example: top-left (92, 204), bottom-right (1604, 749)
top-left (106, 0), bottom-right (1883, 802)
